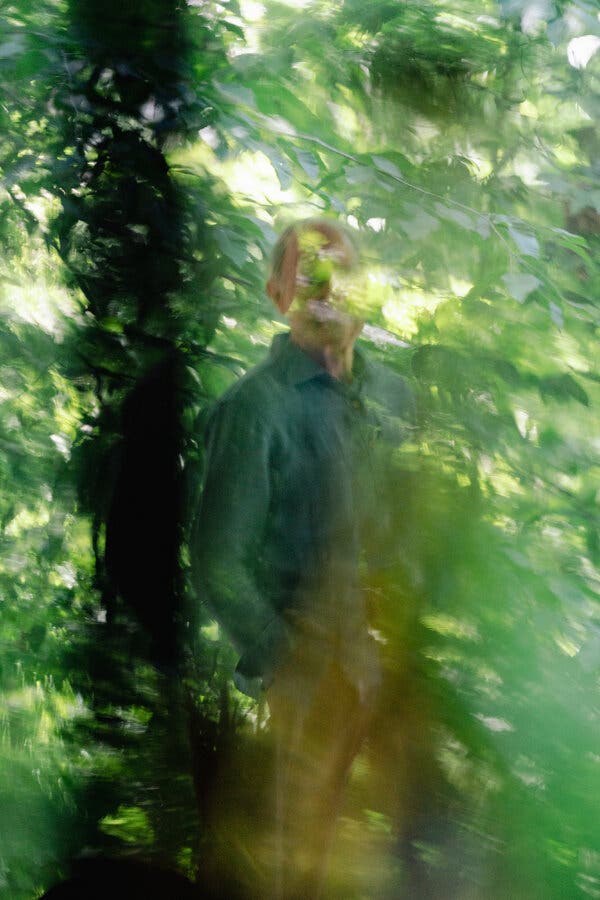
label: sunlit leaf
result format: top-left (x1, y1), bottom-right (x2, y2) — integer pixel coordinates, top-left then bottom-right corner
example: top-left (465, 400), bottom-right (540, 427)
top-left (502, 272), bottom-right (541, 302)
top-left (508, 224), bottom-right (540, 258)
top-left (295, 148), bottom-right (320, 181)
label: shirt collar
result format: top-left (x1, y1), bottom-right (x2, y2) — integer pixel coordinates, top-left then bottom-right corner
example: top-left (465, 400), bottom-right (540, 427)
top-left (269, 331), bottom-right (368, 391)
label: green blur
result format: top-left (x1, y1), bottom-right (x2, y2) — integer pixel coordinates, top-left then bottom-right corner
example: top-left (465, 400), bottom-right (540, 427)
top-left (0, 0), bottom-right (599, 897)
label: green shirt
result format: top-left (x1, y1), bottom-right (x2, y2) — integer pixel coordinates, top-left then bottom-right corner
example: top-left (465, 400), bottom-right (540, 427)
top-left (192, 331), bottom-right (415, 684)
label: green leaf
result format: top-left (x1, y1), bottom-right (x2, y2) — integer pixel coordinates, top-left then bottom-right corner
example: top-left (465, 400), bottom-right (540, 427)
top-left (251, 81), bottom-right (319, 132)
top-left (295, 148), bottom-right (320, 181)
top-left (434, 202), bottom-right (476, 231)
top-left (215, 228), bottom-right (248, 268)
top-left (215, 81), bottom-right (256, 108)
top-left (400, 204), bottom-right (440, 240)
top-left (373, 155), bottom-right (404, 180)
top-left (0, 36), bottom-right (26, 59)
top-left (222, 19), bottom-right (245, 39)
top-left (502, 273), bottom-right (541, 302)
top-left (539, 373), bottom-right (589, 405)
top-left (260, 145), bottom-right (293, 190)
top-left (345, 164), bottom-right (372, 184)
top-left (508, 225), bottom-right (539, 258)
top-left (549, 301), bottom-right (563, 328)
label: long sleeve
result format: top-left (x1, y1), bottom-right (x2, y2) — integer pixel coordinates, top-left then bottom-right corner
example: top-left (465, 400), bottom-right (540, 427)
top-left (191, 389), bottom-right (287, 678)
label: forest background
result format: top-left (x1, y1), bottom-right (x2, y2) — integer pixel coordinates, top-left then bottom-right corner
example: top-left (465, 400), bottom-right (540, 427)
top-left (1, 0), bottom-right (600, 896)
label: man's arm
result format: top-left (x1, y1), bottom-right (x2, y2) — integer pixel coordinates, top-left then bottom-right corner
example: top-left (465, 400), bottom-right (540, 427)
top-left (191, 390), bottom-right (286, 678)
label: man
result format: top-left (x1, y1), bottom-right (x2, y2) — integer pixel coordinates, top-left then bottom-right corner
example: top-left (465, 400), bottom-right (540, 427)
top-left (193, 218), bottom-right (415, 898)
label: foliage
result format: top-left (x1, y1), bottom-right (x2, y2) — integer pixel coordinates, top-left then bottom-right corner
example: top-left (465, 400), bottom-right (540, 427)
top-left (1, 0), bottom-right (600, 897)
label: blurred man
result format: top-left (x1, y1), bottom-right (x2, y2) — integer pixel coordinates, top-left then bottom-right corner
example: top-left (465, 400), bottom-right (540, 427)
top-left (193, 218), bottom-right (414, 898)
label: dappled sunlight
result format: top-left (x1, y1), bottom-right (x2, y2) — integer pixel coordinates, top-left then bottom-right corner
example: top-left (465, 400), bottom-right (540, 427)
top-left (2, 0), bottom-right (600, 898)
top-left (383, 283), bottom-right (446, 337)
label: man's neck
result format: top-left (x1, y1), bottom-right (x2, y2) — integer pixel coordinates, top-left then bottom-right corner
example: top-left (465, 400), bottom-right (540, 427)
top-left (289, 330), bottom-right (356, 382)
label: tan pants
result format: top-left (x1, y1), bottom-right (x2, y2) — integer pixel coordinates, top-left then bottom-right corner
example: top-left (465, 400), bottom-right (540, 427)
top-left (266, 618), bottom-right (377, 900)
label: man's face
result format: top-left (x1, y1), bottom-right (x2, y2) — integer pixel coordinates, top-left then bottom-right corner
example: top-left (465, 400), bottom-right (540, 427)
top-left (293, 230), bottom-right (364, 343)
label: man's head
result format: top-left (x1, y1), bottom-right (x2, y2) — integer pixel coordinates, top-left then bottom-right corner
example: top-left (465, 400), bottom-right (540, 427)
top-left (267, 218), bottom-right (357, 314)
top-left (267, 218), bottom-right (364, 378)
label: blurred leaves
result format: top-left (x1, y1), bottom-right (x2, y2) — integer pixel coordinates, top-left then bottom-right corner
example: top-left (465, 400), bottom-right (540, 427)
top-left (0, 0), bottom-right (600, 897)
